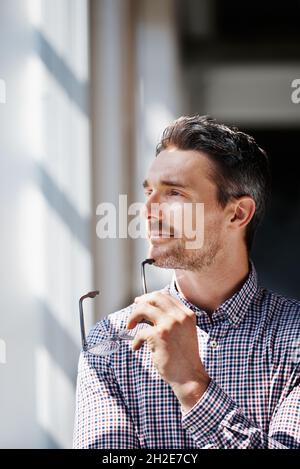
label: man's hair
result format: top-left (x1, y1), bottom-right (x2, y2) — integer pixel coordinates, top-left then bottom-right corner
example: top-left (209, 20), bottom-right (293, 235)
top-left (155, 115), bottom-right (271, 252)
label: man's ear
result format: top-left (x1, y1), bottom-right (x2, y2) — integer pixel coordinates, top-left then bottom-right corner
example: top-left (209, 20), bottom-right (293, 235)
top-left (229, 196), bottom-right (256, 230)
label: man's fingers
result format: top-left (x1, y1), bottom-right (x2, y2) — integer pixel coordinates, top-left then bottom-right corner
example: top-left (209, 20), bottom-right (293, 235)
top-left (134, 290), bottom-right (195, 323)
top-left (134, 290), bottom-right (172, 310)
top-left (127, 302), bottom-right (160, 329)
top-left (131, 328), bottom-right (153, 351)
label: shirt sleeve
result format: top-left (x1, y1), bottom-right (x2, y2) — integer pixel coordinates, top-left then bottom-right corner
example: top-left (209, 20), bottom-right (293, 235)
top-left (180, 372), bottom-right (300, 449)
top-left (73, 351), bottom-right (141, 449)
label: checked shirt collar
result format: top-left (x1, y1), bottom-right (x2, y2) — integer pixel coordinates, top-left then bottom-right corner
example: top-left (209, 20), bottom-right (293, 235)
top-left (168, 258), bottom-right (259, 330)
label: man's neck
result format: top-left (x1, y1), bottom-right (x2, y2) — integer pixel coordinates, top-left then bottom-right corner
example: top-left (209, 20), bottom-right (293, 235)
top-left (174, 252), bottom-right (250, 316)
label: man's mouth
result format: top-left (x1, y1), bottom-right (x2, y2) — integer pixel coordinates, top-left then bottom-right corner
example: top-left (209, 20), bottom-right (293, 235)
top-left (149, 232), bottom-right (175, 240)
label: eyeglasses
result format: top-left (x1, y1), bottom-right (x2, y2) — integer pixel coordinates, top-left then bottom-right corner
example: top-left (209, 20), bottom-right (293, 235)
top-left (79, 258), bottom-right (155, 356)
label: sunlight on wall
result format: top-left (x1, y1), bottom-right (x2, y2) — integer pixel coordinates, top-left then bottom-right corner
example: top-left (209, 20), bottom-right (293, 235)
top-left (27, 0), bottom-right (89, 83)
top-left (0, 79), bottom-right (6, 104)
top-left (22, 1), bottom-right (93, 342)
top-left (18, 180), bottom-right (93, 348)
top-left (14, 0), bottom-right (92, 448)
top-left (23, 52), bottom-right (91, 221)
top-left (18, 185), bottom-right (46, 299)
top-left (145, 102), bottom-right (174, 157)
top-left (22, 56), bottom-right (44, 158)
top-left (0, 340), bottom-right (6, 365)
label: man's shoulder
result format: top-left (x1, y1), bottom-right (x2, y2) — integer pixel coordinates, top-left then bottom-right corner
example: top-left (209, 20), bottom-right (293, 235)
top-left (260, 286), bottom-right (300, 317)
top-left (258, 286), bottom-right (300, 344)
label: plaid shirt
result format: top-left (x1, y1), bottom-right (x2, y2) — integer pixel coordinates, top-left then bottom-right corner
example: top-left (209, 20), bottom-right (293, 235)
top-left (73, 259), bottom-right (300, 449)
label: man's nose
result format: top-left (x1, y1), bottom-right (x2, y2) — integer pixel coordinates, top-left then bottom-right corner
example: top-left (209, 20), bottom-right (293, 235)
top-left (143, 192), bottom-right (162, 220)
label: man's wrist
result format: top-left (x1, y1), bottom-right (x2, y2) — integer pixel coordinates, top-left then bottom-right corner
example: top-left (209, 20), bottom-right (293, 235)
top-left (171, 375), bottom-right (211, 414)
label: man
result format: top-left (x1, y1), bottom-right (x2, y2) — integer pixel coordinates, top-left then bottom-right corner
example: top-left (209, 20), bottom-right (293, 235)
top-left (73, 115), bottom-right (300, 449)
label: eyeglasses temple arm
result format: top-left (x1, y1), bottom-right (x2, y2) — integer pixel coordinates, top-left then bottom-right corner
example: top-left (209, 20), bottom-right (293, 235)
top-left (140, 258), bottom-right (155, 326)
top-left (79, 291), bottom-right (100, 350)
top-left (141, 258), bottom-right (155, 295)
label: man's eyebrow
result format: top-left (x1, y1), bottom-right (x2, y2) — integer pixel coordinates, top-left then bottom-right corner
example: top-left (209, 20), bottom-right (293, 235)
top-left (142, 179), bottom-right (187, 189)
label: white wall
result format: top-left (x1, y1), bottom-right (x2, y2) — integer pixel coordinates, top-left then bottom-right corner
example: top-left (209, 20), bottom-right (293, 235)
top-left (0, 0), bottom-right (93, 448)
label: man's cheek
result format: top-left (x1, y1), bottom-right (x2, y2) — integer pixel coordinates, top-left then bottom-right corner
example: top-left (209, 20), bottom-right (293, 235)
top-left (167, 203), bottom-right (185, 238)
top-left (181, 202), bottom-right (205, 249)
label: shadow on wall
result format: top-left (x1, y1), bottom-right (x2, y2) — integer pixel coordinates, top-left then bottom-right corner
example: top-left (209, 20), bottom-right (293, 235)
top-left (32, 28), bottom-right (89, 117)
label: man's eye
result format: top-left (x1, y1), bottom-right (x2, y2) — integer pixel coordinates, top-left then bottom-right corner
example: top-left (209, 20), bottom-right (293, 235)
top-left (144, 189), bottom-right (182, 197)
top-left (168, 190), bottom-right (182, 197)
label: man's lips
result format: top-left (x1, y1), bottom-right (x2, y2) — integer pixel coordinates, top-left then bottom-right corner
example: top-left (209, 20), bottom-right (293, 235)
top-left (149, 232), bottom-right (175, 239)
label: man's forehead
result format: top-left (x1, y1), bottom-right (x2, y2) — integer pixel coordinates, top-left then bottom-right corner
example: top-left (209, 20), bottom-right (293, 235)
top-left (143, 175), bottom-right (188, 188)
top-left (145, 148), bottom-right (211, 187)
top-left (145, 164), bottom-right (192, 187)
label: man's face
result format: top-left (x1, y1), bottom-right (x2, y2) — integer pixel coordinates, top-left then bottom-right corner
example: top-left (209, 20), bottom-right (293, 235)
top-left (143, 147), bottom-right (227, 271)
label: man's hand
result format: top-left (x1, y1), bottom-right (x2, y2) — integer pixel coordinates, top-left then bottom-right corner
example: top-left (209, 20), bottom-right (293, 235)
top-left (127, 290), bottom-right (211, 413)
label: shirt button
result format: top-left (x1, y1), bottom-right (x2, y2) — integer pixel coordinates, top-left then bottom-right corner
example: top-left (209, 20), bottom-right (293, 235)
top-left (189, 426), bottom-right (197, 433)
top-left (209, 340), bottom-right (219, 349)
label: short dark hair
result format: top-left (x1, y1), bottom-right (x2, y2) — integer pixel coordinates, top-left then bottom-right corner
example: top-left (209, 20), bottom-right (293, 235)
top-left (155, 115), bottom-right (271, 252)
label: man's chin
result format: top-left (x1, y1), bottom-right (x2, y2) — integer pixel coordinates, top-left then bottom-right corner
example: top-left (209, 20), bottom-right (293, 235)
top-left (147, 244), bottom-right (182, 269)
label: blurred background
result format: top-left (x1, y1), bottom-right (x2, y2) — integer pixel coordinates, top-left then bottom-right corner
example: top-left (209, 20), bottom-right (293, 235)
top-left (0, 0), bottom-right (299, 448)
